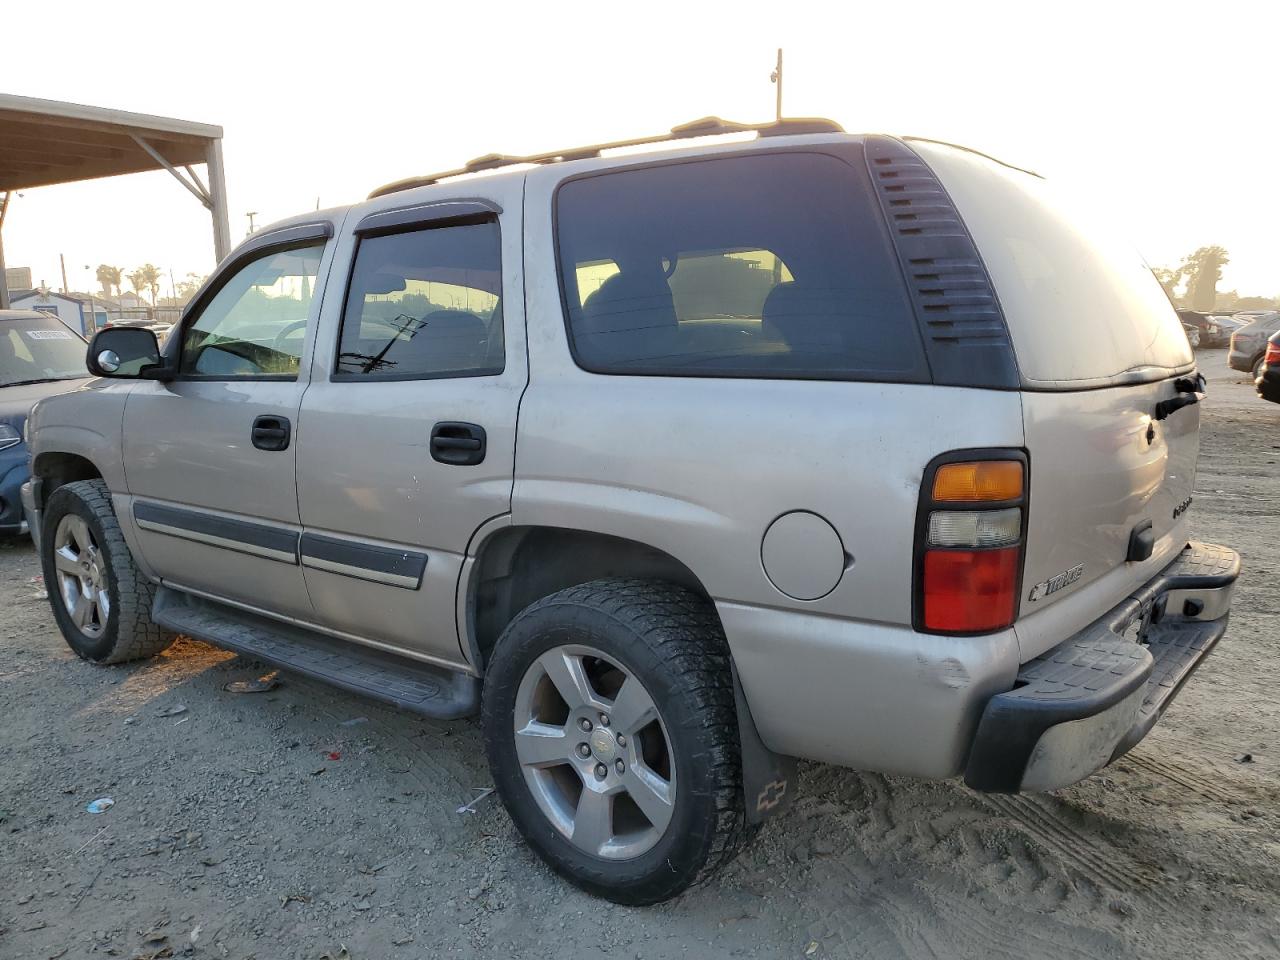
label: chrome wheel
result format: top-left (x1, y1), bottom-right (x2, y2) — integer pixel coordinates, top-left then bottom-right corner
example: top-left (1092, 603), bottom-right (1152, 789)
top-left (513, 644), bottom-right (676, 860)
top-left (52, 514), bottom-right (110, 639)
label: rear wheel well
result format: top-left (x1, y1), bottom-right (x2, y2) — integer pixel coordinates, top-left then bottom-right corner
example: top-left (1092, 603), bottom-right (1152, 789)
top-left (468, 527), bottom-right (713, 670)
top-left (33, 453), bottom-right (103, 506)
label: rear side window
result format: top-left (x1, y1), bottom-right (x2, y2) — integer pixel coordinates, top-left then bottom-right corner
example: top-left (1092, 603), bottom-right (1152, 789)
top-left (913, 141), bottom-right (1193, 386)
top-left (555, 152), bottom-right (927, 380)
top-left (336, 220), bottom-right (504, 379)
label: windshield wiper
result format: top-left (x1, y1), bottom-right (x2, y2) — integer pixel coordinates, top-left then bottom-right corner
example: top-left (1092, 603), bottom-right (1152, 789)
top-left (2, 376), bottom-right (77, 388)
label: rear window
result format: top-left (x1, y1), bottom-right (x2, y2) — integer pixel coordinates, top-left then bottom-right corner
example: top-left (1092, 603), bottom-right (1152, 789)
top-left (912, 141), bottom-right (1193, 386)
top-left (555, 151), bottom-right (927, 381)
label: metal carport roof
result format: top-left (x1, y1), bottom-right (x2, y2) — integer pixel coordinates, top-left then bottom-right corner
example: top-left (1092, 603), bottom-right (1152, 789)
top-left (0, 93), bottom-right (230, 308)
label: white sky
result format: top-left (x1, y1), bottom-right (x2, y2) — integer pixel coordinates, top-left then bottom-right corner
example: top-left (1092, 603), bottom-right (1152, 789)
top-left (2, 0), bottom-right (1275, 299)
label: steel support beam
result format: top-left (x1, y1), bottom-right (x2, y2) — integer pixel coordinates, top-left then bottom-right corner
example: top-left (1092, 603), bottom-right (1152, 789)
top-left (0, 192), bottom-right (10, 309)
top-left (204, 139), bottom-right (231, 263)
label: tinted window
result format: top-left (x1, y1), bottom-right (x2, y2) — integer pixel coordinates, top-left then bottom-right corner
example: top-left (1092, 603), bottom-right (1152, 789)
top-left (914, 141), bottom-right (1193, 385)
top-left (1, 315), bottom-right (86, 386)
top-left (555, 152), bottom-right (925, 379)
top-left (180, 244), bottom-right (323, 378)
top-left (337, 221), bottom-right (503, 379)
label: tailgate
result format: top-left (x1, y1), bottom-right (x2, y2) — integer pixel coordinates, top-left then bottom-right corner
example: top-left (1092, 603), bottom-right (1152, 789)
top-left (1019, 377), bottom-right (1198, 624)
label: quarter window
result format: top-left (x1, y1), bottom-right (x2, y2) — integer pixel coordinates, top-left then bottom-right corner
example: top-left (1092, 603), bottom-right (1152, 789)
top-left (336, 220), bottom-right (504, 379)
top-left (180, 244), bottom-right (324, 378)
top-left (555, 152), bottom-right (925, 380)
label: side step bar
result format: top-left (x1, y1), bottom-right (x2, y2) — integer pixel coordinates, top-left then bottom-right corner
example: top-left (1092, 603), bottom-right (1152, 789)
top-left (152, 587), bottom-right (479, 719)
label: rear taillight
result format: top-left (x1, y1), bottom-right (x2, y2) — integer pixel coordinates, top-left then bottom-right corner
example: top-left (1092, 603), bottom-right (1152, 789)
top-left (1264, 341), bottom-right (1280, 371)
top-left (916, 453), bottom-right (1027, 635)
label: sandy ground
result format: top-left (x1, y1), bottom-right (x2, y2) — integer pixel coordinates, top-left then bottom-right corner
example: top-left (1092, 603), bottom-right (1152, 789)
top-left (2, 348), bottom-right (1278, 960)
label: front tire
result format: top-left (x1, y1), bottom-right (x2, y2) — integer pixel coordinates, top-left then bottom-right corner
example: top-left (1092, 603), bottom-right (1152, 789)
top-left (481, 579), bottom-right (752, 904)
top-left (41, 479), bottom-right (176, 664)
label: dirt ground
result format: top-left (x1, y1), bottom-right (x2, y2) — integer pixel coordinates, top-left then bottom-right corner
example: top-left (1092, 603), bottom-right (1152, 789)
top-left (2, 348), bottom-right (1277, 960)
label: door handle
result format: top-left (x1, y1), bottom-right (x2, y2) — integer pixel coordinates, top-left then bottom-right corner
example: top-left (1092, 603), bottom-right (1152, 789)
top-left (252, 415), bottom-right (291, 452)
top-left (431, 421), bottom-right (486, 465)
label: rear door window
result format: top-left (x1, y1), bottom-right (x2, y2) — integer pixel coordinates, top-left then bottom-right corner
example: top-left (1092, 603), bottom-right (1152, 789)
top-left (555, 152), bottom-right (927, 381)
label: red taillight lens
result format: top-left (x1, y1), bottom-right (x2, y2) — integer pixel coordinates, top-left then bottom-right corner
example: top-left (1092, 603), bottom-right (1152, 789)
top-left (916, 453), bottom-right (1027, 634)
top-left (922, 548), bottom-right (1020, 632)
top-left (1264, 342), bottom-right (1280, 370)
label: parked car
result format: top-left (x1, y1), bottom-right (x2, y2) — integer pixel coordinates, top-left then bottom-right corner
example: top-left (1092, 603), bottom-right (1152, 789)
top-left (1182, 322), bottom-right (1201, 348)
top-left (106, 318), bottom-right (173, 342)
top-left (22, 118), bottom-right (1240, 905)
top-left (1257, 330), bottom-right (1280, 404)
top-left (1228, 312), bottom-right (1280, 379)
top-left (0, 310), bottom-right (90, 536)
top-left (1178, 309), bottom-right (1223, 347)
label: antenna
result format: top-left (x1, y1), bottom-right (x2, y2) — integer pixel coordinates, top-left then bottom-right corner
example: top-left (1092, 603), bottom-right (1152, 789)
top-left (770, 48), bottom-right (784, 121)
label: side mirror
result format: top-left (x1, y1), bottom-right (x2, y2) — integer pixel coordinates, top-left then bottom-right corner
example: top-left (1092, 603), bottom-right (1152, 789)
top-left (86, 327), bottom-right (169, 379)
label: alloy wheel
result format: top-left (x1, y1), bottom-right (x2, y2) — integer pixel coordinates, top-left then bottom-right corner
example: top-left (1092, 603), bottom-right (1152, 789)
top-left (52, 514), bottom-right (110, 639)
top-left (512, 644), bottom-right (676, 860)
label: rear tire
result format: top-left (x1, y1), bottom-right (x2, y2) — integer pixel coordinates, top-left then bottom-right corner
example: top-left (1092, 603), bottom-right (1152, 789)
top-left (41, 479), bottom-right (176, 664)
top-left (1254, 356), bottom-right (1266, 380)
top-left (481, 578), bottom-right (753, 904)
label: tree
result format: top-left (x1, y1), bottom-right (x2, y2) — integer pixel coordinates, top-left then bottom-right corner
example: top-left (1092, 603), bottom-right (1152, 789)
top-left (95, 264), bottom-right (122, 298)
top-left (128, 264), bottom-right (163, 306)
top-left (1181, 246), bottom-right (1229, 312)
top-left (175, 272), bottom-right (207, 301)
top-left (1152, 266), bottom-right (1184, 302)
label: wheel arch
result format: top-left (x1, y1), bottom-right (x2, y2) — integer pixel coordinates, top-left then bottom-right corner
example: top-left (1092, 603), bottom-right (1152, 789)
top-left (463, 524), bottom-right (796, 824)
top-left (464, 525), bottom-right (712, 671)
top-left (32, 452), bottom-right (104, 506)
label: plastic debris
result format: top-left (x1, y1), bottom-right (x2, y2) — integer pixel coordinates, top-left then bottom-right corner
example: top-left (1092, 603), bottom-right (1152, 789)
top-left (456, 787), bottom-right (495, 814)
top-left (223, 672), bottom-right (281, 694)
top-left (155, 704), bottom-right (188, 717)
top-left (327, 751), bottom-right (342, 761)
top-left (86, 798), bottom-right (114, 814)
top-left (805, 941), bottom-right (819, 956)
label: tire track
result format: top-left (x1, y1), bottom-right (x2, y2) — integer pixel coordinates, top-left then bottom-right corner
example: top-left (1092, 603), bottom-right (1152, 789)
top-left (1122, 751), bottom-right (1241, 805)
top-left (912, 879), bottom-right (1120, 960)
top-left (981, 794), bottom-right (1159, 891)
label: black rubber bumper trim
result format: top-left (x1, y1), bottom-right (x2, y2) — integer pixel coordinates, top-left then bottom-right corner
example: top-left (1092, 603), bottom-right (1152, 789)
top-left (299, 532), bottom-right (427, 589)
top-left (133, 501), bottom-right (299, 562)
top-left (964, 541), bottom-right (1239, 793)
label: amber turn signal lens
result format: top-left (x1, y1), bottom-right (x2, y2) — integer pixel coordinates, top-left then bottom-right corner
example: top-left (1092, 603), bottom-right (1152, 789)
top-left (932, 461), bottom-right (1023, 503)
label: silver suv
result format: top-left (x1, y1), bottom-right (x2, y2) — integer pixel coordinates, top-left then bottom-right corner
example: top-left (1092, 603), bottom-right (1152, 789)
top-left (22, 117), bottom-right (1240, 904)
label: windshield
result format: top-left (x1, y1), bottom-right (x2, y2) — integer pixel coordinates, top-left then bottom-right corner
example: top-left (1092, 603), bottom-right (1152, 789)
top-left (1, 315), bottom-right (87, 387)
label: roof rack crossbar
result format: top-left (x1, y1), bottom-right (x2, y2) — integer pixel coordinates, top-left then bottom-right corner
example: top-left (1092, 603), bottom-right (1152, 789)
top-left (368, 116), bottom-right (844, 199)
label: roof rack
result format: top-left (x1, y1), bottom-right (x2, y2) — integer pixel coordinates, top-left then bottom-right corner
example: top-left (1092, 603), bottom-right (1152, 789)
top-left (368, 116), bottom-right (845, 199)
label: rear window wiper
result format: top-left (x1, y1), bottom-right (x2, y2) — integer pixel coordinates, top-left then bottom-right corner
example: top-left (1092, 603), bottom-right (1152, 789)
top-left (1154, 373), bottom-right (1206, 420)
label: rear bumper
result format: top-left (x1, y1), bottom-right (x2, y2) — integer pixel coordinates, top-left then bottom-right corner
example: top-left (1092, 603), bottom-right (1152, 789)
top-left (965, 541), bottom-right (1238, 792)
top-left (1258, 370), bottom-right (1280, 404)
top-left (1228, 347), bottom-right (1259, 372)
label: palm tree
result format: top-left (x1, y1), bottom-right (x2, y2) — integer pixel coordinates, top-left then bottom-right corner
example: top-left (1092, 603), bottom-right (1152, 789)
top-left (95, 264), bottom-right (122, 299)
top-left (137, 264), bottom-right (163, 307)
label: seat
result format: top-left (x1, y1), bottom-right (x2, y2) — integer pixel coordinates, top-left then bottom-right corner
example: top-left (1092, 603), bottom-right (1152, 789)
top-left (760, 282), bottom-right (852, 354)
top-left (576, 269), bottom-right (678, 365)
top-left (387, 310), bottom-right (490, 375)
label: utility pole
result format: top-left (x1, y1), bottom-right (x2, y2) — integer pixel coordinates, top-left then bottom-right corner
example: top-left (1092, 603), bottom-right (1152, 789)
top-left (0, 191), bottom-right (11, 309)
top-left (246, 211), bottom-right (259, 235)
top-left (770, 48), bottom-right (784, 122)
top-left (60, 253), bottom-right (70, 293)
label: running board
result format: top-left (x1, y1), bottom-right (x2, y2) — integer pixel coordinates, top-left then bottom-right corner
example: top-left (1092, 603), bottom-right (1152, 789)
top-left (152, 587), bottom-right (479, 719)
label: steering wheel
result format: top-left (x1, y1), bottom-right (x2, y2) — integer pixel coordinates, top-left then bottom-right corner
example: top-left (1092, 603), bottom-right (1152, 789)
top-left (272, 320), bottom-right (308, 353)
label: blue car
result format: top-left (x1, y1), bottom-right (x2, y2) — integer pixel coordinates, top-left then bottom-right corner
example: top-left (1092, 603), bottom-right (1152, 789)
top-left (1, 310), bottom-right (91, 536)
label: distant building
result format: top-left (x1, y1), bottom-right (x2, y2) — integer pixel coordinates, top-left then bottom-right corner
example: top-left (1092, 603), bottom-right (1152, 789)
top-left (9, 289), bottom-right (110, 335)
top-left (5, 267), bottom-right (32, 291)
